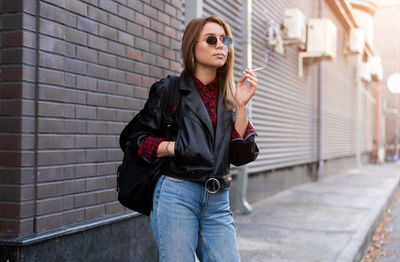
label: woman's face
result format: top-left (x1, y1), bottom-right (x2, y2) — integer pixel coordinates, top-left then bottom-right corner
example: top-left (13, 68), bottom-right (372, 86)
top-left (194, 22), bottom-right (229, 71)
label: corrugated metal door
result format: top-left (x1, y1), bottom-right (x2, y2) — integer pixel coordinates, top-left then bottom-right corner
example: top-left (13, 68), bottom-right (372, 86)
top-left (248, 0), bottom-right (317, 173)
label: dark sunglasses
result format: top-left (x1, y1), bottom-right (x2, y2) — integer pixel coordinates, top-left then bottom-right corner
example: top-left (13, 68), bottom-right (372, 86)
top-left (204, 35), bottom-right (233, 47)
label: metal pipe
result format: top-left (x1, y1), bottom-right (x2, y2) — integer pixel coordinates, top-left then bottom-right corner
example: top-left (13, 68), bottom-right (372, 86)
top-left (33, 0), bottom-right (40, 233)
top-left (316, 0), bottom-right (324, 181)
top-left (236, 0), bottom-right (252, 214)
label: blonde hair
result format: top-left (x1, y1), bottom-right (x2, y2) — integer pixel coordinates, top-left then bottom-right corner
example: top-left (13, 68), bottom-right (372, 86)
top-left (181, 16), bottom-right (235, 111)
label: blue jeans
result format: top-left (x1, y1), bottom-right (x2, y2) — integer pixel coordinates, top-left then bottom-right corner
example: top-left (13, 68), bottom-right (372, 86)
top-left (150, 175), bottom-right (240, 262)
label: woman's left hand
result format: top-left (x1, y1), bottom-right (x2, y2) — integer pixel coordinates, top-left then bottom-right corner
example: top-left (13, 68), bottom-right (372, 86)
top-left (235, 68), bottom-right (257, 107)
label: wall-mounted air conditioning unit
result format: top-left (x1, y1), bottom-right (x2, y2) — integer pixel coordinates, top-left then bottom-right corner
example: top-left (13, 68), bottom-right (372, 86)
top-left (298, 18), bottom-right (337, 78)
top-left (369, 55), bottom-right (383, 81)
top-left (359, 62), bottom-right (371, 82)
top-left (348, 28), bottom-right (365, 54)
top-left (306, 19), bottom-right (337, 58)
top-left (282, 8), bottom-right (306, 48)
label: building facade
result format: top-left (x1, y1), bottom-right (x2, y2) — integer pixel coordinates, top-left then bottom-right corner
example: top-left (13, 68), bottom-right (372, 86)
top-left (0, 0), bottom-right (380, 261)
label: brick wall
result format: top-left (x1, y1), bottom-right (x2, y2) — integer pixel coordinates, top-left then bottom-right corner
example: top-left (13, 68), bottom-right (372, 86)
top-left (0, 0), bottom-right (184, 238)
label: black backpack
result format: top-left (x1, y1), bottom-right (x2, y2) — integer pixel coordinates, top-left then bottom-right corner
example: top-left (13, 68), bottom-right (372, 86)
top-left (116, 75), bottom-right (180, 215)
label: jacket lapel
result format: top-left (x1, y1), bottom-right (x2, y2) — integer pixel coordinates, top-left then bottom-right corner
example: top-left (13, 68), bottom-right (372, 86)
top-left (214, 88), bottom-right (232, 155)
top-left (179, 70), bottom-right (214, 136)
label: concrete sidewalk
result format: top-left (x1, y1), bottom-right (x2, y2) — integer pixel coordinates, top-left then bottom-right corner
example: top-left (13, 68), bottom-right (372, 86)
top-left (235, 163), bottom-right (400, 262)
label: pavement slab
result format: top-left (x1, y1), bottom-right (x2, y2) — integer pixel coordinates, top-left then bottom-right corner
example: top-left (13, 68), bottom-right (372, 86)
top-left (235, 163), bottom-right (400, 262)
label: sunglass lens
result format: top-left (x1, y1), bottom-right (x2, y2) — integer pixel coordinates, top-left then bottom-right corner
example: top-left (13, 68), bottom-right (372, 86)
top-left (206, 36), bottom-right (218, 45)
top-left (222, 37), bottom-right (233, 46)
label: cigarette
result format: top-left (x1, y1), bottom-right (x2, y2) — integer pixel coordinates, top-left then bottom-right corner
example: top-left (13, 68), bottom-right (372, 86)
top-left (251, 66), bottom-right (265, 72)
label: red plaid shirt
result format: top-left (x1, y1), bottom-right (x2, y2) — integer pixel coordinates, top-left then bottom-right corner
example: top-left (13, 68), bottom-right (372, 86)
top-left (138, 74), bottom-right (256, 162)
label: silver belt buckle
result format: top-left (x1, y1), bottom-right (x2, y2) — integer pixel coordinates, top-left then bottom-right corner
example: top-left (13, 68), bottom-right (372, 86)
top-left (205, 178), bottom-right (221, 193)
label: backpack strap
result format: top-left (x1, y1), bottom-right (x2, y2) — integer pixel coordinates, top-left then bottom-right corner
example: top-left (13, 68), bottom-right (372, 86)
top-left (163, 75), bottom-right (180, 140)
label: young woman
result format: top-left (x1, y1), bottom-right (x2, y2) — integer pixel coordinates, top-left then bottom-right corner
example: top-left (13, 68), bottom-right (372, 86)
top-left (130, 15), bottom-right (258, 261)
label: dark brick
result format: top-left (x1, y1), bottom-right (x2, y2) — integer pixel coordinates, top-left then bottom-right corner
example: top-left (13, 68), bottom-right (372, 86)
top-left (65, 57), bottom-right (88, 75)
top-left (1, 31), bottom-right (23, 47)
top-left (97, 189), bottom-right (116, 203)
top-left (0, 66), bottom-right (22, 81)
top-left (87, 92), bottom-right (107, 106)
top-left (118, 4), bottom-right (135, 22)
top-left (65, 0), bottom-right (87, 16)
top-left (74, 163), bottom-right (97, 178)
top-left (142, 52), bottom-right (157, 65)
top-left (1, 13), bottom-right (23, 30)
top-left (75, 105), bottom-right (97, 119)
top-left (86, 176), bottom-right (106, 191)
top-left (108, 68), bottom-right (125, 82)
top-left (106, 149), bottom-right (122, 161)
top-left (0, 203), bottom-right (20, 219)
top-left (36, 197), bottom-right (63, 215)
top-left (143, 28), bottom-right (157, 41)
top-left (75, 46), bottom-right (97, 64)
top-left (64, 179), bottom-right (85, 194)
top-left (127, 47), bottom-right (142, 61)
top-left (87, 121), bottom-right (107, 134)
top-left (116, 83), bottom-right (134, 97)
top-left (0, 134), bottom-right (21, 150)
top-left (74, 192), bottom-right (97, 208)
top-left (106, 201), bottom-right (124, 215)
top-left (134, 62), bottom-right (150, 75)
top-left (65, 88), bottom-right (86, 104)
top-left (98, 24), bottom-right (118, 40)
top-left (66, 28), bottom-right (88, 46)
top-left (165, 2), bottom-right (177, 17)
top-left (118, 30), bottom-right (134, 46)
top-left (157, 10), bottom-right (170, 25)
top-left (0, 151), bottom-right (21, 167)
top-left (158, 55), bottom-right (173, 69)
top-left (38, 134), bottom-right (75, 150)
top-left (37, 181), bottom-right (63, 199)
top-left (88, 35), bottom-right (108, 52)
top-left (135, 12), bottom-right (150, 27)
top-left (135, 37), bottom-right (150, 51)
top-left (108, 41), bottom-right (126, 56)
top-left (85, 204), bottom-right (105, 220)
top-left (126, 0), bottom-right (142, 12)
top-left (0, 100), bottom-right (22, 115)
top-left (143, 3), bottom-right (157, 18)
top-left (35, 212), bottom-right (63, 232)
top-left (64, 150), bottom-right (86, 164)
top-left (88, 5), bottom-right (108, 24)
top-left (99, 79), bottom-right (120, 93)
top-left (107, 95), bottom-right (126, 108)
top-left (37, 166), bottom-right (64, 182)
top-left (86, 149), bottom-right (107, 162)
top-left (87, 63), bottom-right (107, 79)
top-left (63, 195), bottom-right (74, 210)
top-left (0, 83), bottom-right (22, 98)
top-left (116, 109), bottom-right (132, 121)
top-left (96, 135), bottom-right (117, 148)
top-left (126, 72), bottom-right (141, 86)
top-left (40, 18), bottom-right (66, 39)
top-left (126, 21), bottom-right (142, 37)
top-left (97, 108), bottom-right (116, 121)
top-left (62, 208), bottom-right (84, 225)
top-left (76, 75), bottom-right (97, 91)
top-left (98, 52), bottom-right (117, 67)
top-left (75, 135), bottom-right (97, 148)
top-left (96, 162), bottom-right (116, 176)
top-left (77, 16), bottom-right (98, 34)
top-left (2, 0), bottom-right (23, 12)
top-left (38, 101), bottom-right (74, 118)
top-left (117, 57), bottom-right (135, 72)
top-left (38, 85), bottom-right (64, 101)
top-left (99, 0), bottom-right (117, 14)
top-left (109, 13), bottom-right (126, 31)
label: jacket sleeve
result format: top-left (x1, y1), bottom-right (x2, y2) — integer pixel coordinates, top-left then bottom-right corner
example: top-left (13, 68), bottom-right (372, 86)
top-left (126, 80), bottom-right (167, 164)
top-left (230, 133), bottom-right (259, 166)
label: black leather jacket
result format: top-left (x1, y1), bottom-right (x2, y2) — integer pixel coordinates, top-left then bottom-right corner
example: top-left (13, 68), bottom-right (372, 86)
top-left (128, 70), bottom-right (258, 189)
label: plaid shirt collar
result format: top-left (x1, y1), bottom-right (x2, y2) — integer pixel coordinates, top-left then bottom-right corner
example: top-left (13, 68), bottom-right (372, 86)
top-left (192, 74), bottom-right (218, 92)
